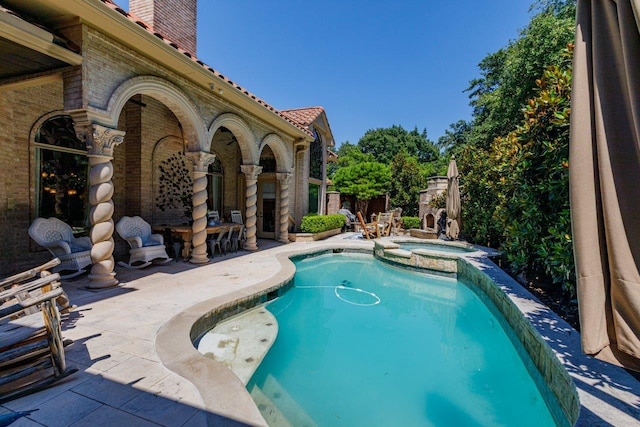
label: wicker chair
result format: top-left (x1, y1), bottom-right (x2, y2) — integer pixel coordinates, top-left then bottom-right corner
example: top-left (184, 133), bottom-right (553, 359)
top-left (28, 217), bottom-right (92, 279)
top-left (115, 216), bottom-right (171, 268)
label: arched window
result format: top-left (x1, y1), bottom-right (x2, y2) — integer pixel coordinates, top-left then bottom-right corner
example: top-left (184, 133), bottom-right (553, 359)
top-left (35, 116), bottom-right (89, 232)
top-left (207, 157), bottom-right (223, 212)
top-left (309, 128), bottom-right (323, 180)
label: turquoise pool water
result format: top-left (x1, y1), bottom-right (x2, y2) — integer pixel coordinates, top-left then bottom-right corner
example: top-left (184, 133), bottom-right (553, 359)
top-left (398, 241), bottom-right (475, 254)
top-left (247, 253), bottom-right (560, 426)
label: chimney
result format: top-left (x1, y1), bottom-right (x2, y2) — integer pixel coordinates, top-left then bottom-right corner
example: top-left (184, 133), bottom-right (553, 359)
top-left (130, 0), bottom-right (197, 54)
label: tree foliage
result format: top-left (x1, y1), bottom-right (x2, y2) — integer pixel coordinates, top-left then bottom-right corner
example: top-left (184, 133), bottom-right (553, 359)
top-left (465, 2), bottom-right (576, 149)
top-left (332, 161), bottom-right (391, 215)
top-left (451, 0), bottom-right (577, 296)
top-left (358, 125), bottom-right (439, 164)
top-left (389, 152), bottom-right (426, 216)
top-left (459, 44), bottom-right (574, 294)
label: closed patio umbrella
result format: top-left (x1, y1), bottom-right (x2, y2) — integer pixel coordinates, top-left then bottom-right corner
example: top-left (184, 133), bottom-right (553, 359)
top-left (446, 157), bottom-right (460, 240)
top-left (570, 0), bottom-right (640, 370)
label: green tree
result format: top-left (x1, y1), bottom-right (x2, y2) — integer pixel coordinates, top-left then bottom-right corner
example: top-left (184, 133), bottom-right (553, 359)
top-left (492, 54), bottom-right (574, 294)
top-left (332, 161), bottom-right (391, 215)
top-left (358, 125), bottom-right (439, 164)
top-left (389, 152), bottom-right (427, 216)
top-left (465, 2), bottom-right (576, 149)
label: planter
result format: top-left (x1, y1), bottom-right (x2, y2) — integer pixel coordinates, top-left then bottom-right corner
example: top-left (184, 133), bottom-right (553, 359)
top-left (288, 227), bottom-right (342, 242)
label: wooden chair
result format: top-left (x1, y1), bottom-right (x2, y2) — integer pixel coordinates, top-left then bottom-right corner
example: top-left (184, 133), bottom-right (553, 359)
top-left (0, 259), bottom-right (77, 403)
top-left (28, 217), bottom-right (92, 279)
top-left (116, 216), bottom-right (172, 268)
top-left (357, 212), bottom-right (378, 239)
top-left (377, 212), bottom-right (393, 237)
top-left (390, 208), bottom-right (403, 235)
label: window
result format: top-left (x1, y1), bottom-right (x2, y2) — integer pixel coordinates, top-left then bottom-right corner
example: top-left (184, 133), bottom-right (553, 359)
top-left (35, 116), bottom-right (89, 232)
top-left (309, 128), bottom-right (323, 180)
top-left (259, 145), bottom-right (276, 173)
top-left (207, 157), bottom-right (223, 212)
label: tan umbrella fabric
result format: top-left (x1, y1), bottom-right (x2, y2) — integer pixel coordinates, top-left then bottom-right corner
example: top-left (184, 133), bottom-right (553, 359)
top-left (570, 0), bottom-right (640, 370)
top-left (446, 157), bottom-right (460, 240)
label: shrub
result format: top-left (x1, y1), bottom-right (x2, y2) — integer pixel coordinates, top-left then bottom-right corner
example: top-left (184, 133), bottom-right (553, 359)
top-left (300, 214), bottom-right (346, 233)
top-left (401, 216), bottom-right (420, 230)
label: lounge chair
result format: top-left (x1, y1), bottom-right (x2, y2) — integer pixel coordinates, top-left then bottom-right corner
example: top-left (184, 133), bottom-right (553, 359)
top-left (28, 217), bottom-right (92, 279)
top-left (0, 259), bottom-right (77, 403)
top-left (357, 212), bottom-right (378, 239)
top-left (115, 216), bottom-right (171, 268)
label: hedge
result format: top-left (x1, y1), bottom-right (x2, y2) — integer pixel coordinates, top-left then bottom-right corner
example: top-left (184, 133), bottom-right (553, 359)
top-left (300, 214), bottom-right (346, 233)
top-left (401, 216), bottom-right (420, 230)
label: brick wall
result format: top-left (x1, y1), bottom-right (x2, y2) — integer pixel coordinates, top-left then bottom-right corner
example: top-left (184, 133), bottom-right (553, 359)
top-left (0, 80), bottom-right (66, 274)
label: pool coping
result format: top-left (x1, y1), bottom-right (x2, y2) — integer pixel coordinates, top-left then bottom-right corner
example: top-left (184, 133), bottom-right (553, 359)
top-left (155, 238), bottom-right (640, 426)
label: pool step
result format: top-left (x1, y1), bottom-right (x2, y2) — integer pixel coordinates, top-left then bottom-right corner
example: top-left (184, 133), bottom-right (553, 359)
top-left (250, 374), bottom-right (317, 427)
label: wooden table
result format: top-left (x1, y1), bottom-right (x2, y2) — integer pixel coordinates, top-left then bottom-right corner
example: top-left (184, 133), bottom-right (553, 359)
top-left (154, 223), bottom-right (240, 259)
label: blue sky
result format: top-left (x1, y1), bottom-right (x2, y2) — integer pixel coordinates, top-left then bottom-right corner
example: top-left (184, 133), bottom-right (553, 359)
top-left (122, 1), bottom-right (534, 146)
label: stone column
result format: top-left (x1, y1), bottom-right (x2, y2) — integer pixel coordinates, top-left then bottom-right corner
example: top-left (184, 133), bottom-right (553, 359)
top-left (276, 172), bottom-right (292, 243)
top-left (186, 152), bottom-right (216, 264)
top-left (79, 124), bottom-right (125, 288)
top-left (240, 165), bottom-right (262, 251)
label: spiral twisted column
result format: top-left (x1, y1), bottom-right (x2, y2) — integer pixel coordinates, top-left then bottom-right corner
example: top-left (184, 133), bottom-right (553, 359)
top-left (276, 172), bottom-right (292, 243)
top-left (240, 165), bottom-right (262, 251)
top-left (186, 152), bottom-right (216, 264)
top-left (80, 124), bottom-right (125, 288)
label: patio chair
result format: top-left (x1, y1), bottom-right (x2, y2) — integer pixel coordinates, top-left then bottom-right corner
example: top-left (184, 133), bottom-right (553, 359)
top-left (0, 260), bottom-right (77, 403)
top-left (357, 212), bottom-right (378, 240)
top-left (390, 208), bottom-right (403, 235)
top-left (230, 210), bottom-right (247, 241)
top-left (208, 227), bottom-right (229, 257)
top-left (230, 210), bottom-right (243, 224)
top-left (377, 212), bottom-right (393, 237)
top-left (207, 210), bottom-right (220, 225)
top-left (115, 216), bottom-right (171, 268)
top-left (163, 228), bottom-right (182, 261)
top-left (229, 225), bottom-right (245, 252)
top-left (28, 217), bottom-right (92, 279)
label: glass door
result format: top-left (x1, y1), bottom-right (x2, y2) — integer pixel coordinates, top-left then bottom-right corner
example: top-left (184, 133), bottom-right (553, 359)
top-left (257, 180), bottom-right (276, 239)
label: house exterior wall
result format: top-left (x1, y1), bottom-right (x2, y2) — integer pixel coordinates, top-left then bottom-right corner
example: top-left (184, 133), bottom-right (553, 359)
top-left (0, 7), bottom-right (312, 276)
top-left (0, 78), bottom-right (67, 272)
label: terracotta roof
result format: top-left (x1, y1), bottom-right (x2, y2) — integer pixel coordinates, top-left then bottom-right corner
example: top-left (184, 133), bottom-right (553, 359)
top-left (99, 0), bottom-right (312, 137)
top-left (280, 107), bottom-right (325, 127)
top-left (281, 107), bottom-right (335, 147)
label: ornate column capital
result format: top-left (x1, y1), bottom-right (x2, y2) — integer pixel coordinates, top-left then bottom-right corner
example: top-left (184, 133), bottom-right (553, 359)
top-left (186, 151), bottom-right (216, 172)
top-left (77, 124), bottom-right (125, 158)
top-left (276, 172), bottom-right (293, 185)
top-left (241, 164), bottom-right (263, 181)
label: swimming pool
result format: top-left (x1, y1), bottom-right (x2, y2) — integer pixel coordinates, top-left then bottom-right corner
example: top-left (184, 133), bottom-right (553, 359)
top-left (246, 252), bottom-right (567, 426)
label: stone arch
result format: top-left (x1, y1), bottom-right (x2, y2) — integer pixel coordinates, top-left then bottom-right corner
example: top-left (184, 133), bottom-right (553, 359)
top-left (259, 133), bottom-right (292, 172)
top-left (209, 113), bottom-right (257, 165)
top-left (104, 76), bottom-right (207, 151)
